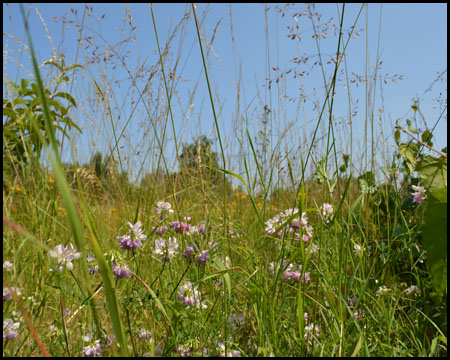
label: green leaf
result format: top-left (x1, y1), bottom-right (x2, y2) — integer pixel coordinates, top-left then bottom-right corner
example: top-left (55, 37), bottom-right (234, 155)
top-left (416, 155), bottom-right (447, 193)
top-left (421, 129), bottom-right (433, 147)
top-left (422, 187), bottom-right (447, 304)
top-left (398, 143), bottom-right (419, 174)
top-left (394, 129), bottom-right (401, 145)
top-left (53, 92), bottom-right (77, 108)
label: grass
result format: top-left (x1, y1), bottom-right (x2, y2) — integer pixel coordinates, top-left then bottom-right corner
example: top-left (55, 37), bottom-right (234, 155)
top-left (3, 3), bottom-right (447, 357)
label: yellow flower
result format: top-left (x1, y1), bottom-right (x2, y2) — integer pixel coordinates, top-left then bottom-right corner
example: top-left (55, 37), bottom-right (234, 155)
top-left (48, 175), bottom-right (55, 184)
top-left (241, 194), bottom-right (247, 200)
top-left (58, 206), bottom-right (67, 216)
top-left (15, 186), bottom-right (24, 192)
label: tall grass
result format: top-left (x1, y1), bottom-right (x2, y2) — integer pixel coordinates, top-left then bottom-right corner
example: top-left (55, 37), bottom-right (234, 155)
top-left (3, 3), bottom-right (446, 357)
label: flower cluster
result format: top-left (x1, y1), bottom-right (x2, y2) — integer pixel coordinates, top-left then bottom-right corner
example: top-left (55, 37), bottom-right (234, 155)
top-left (3, 318), bottom-right (20, 341)
top-left (177, 281), bottom-right (207, 309)
top-left (82, 333), bottom-right (102, 357)
top-left (154, 237), bottom-right (179, 262)
top-left (304, 322), bottom-right (320, 343)
top-left (48, 243), bottom-right (81, 272)
top-left (3, 287), bottom-right (21, 301)
top-left (216, 341), bottom-right (241, 357)
top-left (269, 260), bottom-right (310, 284)
top-left (405, 285), bottom-right (421, 297)
top-left (156, 201), bottom-right (174, 219)
top-left (411, 184), bottom-right (427, 205)
top-left (265, 208), bottom-right (314, 245)
top-left (318, 203), bottom-right (333, 223)
top-left (112, 263), bottom-right (131, 279)
top-left (183, 243), bottom-right (209, 266)
top-left (117, 221), bottom-right (147, 251)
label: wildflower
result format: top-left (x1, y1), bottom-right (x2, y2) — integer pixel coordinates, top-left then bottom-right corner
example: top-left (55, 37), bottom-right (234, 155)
top-left (177, 281), bottom-right (207, 309)
top-left (319, 203), bottom-right (333, 222)
top-left (86, 253), bottom-right (99, 275)
top-left (353, 308), bottom-right (365, 320)
top-left (48, 243), bottom-right (81, 272)
top-left (3, 319), bottom-right (20, 341)
top-left (117, 222), bottom-right (147, 251)
top-left (156, 201), bottom-right (174, 219)
top-left (228, 313), bottom-right (245, 332)
top-left (216, 341), bottom-right (241, 357)
top-left (411, 184), bottom-right (427, 205)
top-left (375, 285), bottom-right (389, 297)
top-left (405, 285), bottom-right (421, 296)
top-left (3, 287), bottom-right (21, 301)
top-left (169, 220), bottom-right (190, 234)
top-left (177, 344), bottom-right (190, 357)
top-left (112, 263), bottom-right (131, 279)
top-left (3, 261), bottom-right (13, 271)
top-left (152, 224), bottom-right (168, 235)
top-left (222, 256), bottom-right (231, 269)
top-left (82, 333), bottom-right (102, 357)
top-left (353, 244), bottom-right (364, 256)
top-left (154, 237), bottom-right (178, 261)
top-left (196, 250), bottom-right (209, 266)
top-left (347, 295), bottom-right (358, 307)
top-left (304, 322), bottom-right (320, 342)
top-left (137, 329), bottom-right (152, 340)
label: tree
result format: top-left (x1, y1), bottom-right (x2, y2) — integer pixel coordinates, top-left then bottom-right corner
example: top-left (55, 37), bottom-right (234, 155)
top-left (179, 135), bottom-right (220, 185)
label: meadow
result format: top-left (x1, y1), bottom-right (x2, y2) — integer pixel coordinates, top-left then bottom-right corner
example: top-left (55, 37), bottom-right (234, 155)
top-left (3, 3), bottom-right (447, 357)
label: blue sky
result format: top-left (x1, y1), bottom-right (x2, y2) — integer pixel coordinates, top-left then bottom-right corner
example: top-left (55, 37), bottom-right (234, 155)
top-left (3, 3), bottom-right (447, 184)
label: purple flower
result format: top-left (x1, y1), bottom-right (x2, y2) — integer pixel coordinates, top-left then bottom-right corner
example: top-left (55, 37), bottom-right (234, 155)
top-left (3, 261), bottom-right (13, 272)
top-left (82, 333), bottom-right (102, 357)
top-left (153, 225), bottom-right (168, 235)
top-left (177, 344), bottom-right (190, 357)
top-left (347, 295), bottom-right (358, 307)
top-left (156, 201), bottom-right (174, 219)
top-left (196, 250), bottom-right (209, 266)
top-left (411, 184), bottom-right (427, 205)
top-left (117, 222), bottom-right (147, 251)
top-left (3, 319), bottom-right (20, 341)
top-left (170, 220), bottom-right (190, 234)
top-left (183, 246), bottom-right (196, 261)
top-left (137, 329), bottom-right (152, 340)
top-left (354, 308), bottom-right (365, 320)
top-left (3, 287), bottom-right (20, 301)
top-left (319, 203), bottom-right (333, 222)
top-left (304, 322), bottom-right (320, 341)
top-left (406, 285), bottom-right (421, 296)
top-left (177, 281), bottom-right (207, 309)
top-left (154, 237), bottom-right (179, 261)
top-left (112, 264), bottom-right (131, 279)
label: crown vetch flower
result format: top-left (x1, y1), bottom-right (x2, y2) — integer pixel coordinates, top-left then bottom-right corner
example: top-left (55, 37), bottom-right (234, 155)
top-left (3, 319), bottom-right (20, 341)
top-left (177, 281), bottom-right (207, 309)
top-left (117, 221), bottom-right (147, 251)
top-left (411, 184), bottom-right (427, 205)
top-left (49, 243), bottom-right (82, 272)
top-left (154, 237), bottom-right (178, 261)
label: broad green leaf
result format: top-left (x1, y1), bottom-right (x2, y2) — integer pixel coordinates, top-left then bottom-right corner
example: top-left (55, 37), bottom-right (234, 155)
top-left (422, 187), bottom-right (447, 304)
top-left (416, 155), bottom-right (447, 193)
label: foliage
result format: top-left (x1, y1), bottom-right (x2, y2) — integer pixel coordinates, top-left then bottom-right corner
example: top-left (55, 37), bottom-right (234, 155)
top-left (3, 59), bottom-right (82, 168)
top-left (179, 135), bottom-right (221, 185)
top-left (395, 109), bottom-right (447, 305)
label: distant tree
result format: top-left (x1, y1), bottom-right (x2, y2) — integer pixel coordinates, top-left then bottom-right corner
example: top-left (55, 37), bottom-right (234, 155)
top-left (179, 135), bottom-right (221, 185)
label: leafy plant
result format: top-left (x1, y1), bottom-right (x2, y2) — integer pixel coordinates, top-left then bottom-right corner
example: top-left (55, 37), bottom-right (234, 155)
top-left (3, 59), bottom-right (82, 167)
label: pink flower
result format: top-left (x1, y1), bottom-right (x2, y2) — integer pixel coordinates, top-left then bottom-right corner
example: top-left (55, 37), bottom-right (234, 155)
top-left (411, 184), bottom-right (426, 205)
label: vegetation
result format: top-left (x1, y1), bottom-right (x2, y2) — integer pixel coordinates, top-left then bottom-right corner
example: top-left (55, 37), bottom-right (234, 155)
top-left (3, 3), bottom-right (447, 357)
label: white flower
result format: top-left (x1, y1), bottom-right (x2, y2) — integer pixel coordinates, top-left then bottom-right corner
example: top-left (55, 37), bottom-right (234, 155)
top-left (3, 261), bottom-right (14, 271)
top-left (153, 237), bottom-right (178, 261)
top-left (353, 244), bottom-right (364, 256)
top-left (128, 221), bottom-right (147, 242)
top-left (48, 243), bottom-right (81, 272)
